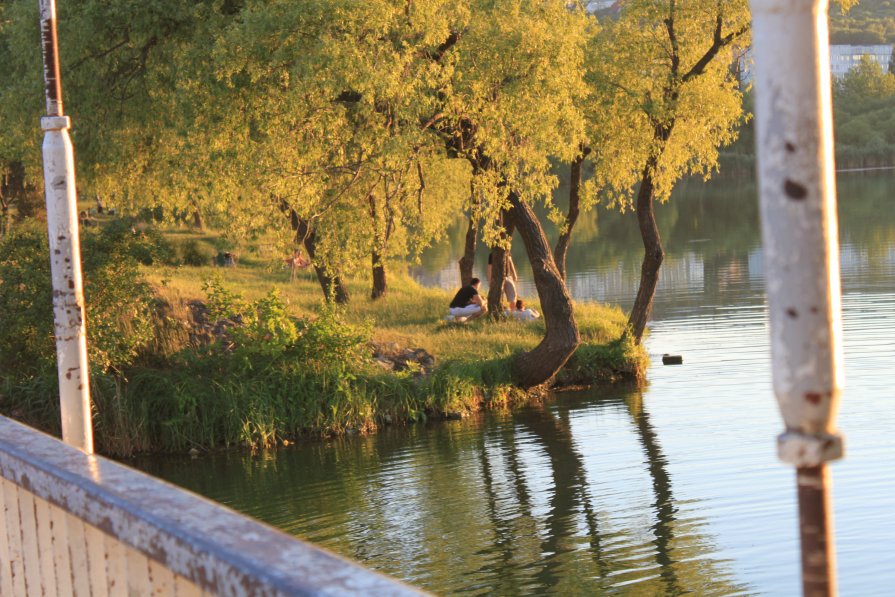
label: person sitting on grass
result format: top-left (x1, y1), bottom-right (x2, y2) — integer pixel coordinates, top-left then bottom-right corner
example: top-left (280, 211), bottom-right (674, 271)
top-left (285, 248), bottom-right (311, 281)
top-left (449, 277), bottom-right (487, 321)
top-left (510, 298), bottom-right (540, 321)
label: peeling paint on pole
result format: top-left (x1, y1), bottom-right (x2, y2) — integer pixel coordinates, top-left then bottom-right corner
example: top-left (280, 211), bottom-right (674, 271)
top-left (38, 0), bottom-right (93, 453)
top-left (750, 0), bottom-right (844, 594)
top-left (751, 0), bottom-right (844, 460)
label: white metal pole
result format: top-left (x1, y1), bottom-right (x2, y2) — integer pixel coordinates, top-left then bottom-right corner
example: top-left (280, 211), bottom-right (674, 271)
top-left (39, 0), bottom-right (93, 453)
top-left (750, 1), bottom-right (843, 594)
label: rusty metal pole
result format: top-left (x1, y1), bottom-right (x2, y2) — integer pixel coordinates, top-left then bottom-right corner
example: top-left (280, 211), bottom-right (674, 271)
top-left (38, 0), bottom-right (94, 453)
top-left (750, 1), bottom-right (844, 595)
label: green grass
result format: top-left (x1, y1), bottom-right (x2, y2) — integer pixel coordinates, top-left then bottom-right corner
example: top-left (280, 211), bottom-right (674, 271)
top-left (1, 220), bottom-right (646, 457)
top-left (115, 236), bottom-right (646, 455)
top-left (144, 256), bottom-right (633, 366)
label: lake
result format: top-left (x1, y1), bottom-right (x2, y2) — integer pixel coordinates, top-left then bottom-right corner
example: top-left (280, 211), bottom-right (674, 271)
top-left (135, 171), bottom-right (895, 595)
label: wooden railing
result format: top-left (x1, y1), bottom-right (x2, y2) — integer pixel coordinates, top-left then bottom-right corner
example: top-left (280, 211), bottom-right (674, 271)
top-left (0, 416), bottom-right (423, 596)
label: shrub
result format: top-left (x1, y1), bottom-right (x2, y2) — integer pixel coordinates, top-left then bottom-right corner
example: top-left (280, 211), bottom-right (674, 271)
top-left (89, 217), bottom-right (177, 266)
top-left (0, 223), bottom-right (56, 375)
top-left (201, 276), bottom-right (370, 364)
top-left (289, 303), bottom-right (372, 373)
top-left (0, 221), bottom-right (156, 376)
top-left (178, 238), bottom-right (209, 266)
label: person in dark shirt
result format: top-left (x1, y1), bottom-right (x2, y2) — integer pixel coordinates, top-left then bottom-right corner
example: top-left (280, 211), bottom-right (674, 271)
top-left (449, 277), bottom-right (486, 320)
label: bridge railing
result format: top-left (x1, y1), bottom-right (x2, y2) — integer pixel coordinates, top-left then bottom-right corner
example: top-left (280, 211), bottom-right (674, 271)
top-left (0, 415), bottom-right (422, 596)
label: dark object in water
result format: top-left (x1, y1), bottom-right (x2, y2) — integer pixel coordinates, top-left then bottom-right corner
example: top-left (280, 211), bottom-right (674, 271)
top-left (662, 354), bottom-right (683, 365)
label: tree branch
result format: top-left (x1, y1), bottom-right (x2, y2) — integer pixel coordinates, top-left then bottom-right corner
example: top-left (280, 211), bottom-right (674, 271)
top-left (416, 160), bottom-right (425, 214)
top-left (681, 2), bottom-right (750, 83)
top-left (664, 0), bottom-right (680, 81)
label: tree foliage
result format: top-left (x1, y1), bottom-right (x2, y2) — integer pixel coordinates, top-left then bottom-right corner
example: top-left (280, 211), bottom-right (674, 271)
top-left (830, 0), bottom-right (895, 45)
top-left (833, 54), bottom-right (895, 159)
top-left (585, 0), bottom-right (750, 208)
top-left (0, 0), bottom-right (756, 373)
top-left (0, 221), bottom-right (156, 375)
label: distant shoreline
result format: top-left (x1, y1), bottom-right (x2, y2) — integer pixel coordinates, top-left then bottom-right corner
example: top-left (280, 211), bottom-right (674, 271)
top-left (835, 165), bottom-right (895, 173)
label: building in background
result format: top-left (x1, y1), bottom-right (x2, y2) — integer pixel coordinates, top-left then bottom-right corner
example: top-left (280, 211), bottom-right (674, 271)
top-left (738, 44), bottom-right (894, 84)
top-left (829, 44), bottom-right (893, 78)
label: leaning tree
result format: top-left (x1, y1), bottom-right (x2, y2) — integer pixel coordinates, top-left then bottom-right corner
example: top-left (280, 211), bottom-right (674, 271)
top-left (427, 0), bottom-right (592, 387)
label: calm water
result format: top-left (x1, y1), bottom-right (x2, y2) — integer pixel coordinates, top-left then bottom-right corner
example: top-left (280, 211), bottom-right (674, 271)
top-left (136, 172), bottom-right (895, 595)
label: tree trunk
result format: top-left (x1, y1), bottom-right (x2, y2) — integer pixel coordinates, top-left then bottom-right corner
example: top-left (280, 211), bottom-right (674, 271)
top-left (371, 250), bottom-right (387, 299)
top-left (458, 214), bottom-right (478, 286)
top-left (0, 197), bottom-right (8, 239)
top-left (508, 192), bottom-right (580, 388)
top-left (627, 163), bottom-right (664, 343)
top-left (554, 149), bottom-right (589, 281)
top-left (369, 194), bottom-right (387, 299)
top-left (486, 245), bottom-right (505, 317)
top-left (191, 206), bottom-right (204, 230)
top-left (290, 209), bottom-right (350, 304)
top-left (487, 210), bottom-right (516, 316)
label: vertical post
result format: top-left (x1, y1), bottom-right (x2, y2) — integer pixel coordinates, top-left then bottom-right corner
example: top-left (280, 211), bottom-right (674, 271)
top-left (38, 0), bottom-right (94, 453)
top-left (750, 1), bottom-right (843, 595)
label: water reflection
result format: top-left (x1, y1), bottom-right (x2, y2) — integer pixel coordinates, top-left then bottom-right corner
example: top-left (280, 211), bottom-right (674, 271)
top-left (136, 386), bottom-right (748, 595)
top-left (412, 171), bottom-right (895, 320)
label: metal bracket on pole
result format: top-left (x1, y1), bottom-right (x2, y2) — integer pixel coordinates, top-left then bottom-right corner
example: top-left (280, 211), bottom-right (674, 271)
top-left (778, 431), bottom-right (843, 468)
top-left (41, 115), bottom-right (69, 131)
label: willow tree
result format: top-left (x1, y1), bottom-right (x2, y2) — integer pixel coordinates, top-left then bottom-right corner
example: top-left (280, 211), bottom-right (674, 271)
top-left (427, 0), bottom-right (592, 387)
top-left (174, 0), bottom-right (481, 302)
top-left (587, 0), bottom-right (751, 343)
top-left (0, 0), bottom-right (210, 197)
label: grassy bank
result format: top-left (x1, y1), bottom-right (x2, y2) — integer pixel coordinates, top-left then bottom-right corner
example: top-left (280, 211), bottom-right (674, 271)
top-left (1, 224), bottom-right (646, 457)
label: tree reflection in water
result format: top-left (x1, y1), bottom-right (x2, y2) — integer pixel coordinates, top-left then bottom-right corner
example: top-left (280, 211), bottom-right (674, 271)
top-left (135, 387), bottom-right (749, 595)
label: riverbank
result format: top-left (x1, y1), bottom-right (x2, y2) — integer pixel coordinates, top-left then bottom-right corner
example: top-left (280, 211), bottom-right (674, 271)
top-left (130, 264), bottom-right (645, 453)
top-left (0, 224), bottom-right (647, 457)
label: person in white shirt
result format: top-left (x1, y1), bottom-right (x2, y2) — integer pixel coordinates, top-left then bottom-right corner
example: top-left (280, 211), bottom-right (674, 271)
top-left (508, 299), bottom-right (540, 321)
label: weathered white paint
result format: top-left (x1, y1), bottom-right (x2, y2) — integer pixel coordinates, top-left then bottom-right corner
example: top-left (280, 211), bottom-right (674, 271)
top-left (39, 0), bottom-right (94, 454)
top-left (40, 115), bottom-right (94, 455)
top-left (65, 512), bottom-right (92, 596)
top-left (4, 478), bottom-right (27, 596)
top-left (750, 1), bottom-right (844, 593)
top-left (35, 494), bottom-right (59, 596)
top-left (147, 557), bottom-right (175, 595)
top-left (0, 478), bottom-right (14, 597)
top-left (84, 515), bottom-right (108, 594)
top-left (0, 416), bottom-right (424, 596)
top-left (18, 485), bottom-right (42, 595)
top-left (127, 543), bottom-right (151, 596)
top-left (750, 0), bottom-right (844, 465)
top-left (49, 506), bottom-right (73, 596)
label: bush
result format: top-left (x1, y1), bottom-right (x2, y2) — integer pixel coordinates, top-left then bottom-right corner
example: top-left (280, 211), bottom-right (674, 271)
top-left (201, 276), bottom-right (371, 364)
top-left (0, 221), bottom-right (157, 376)
top-left (90, 217), bottom-right (177, 266)
top-left (289, 303), bottom-right (372, 373)
top-left (178, 238), bottom-right (209, 266)
top-left (0, 224), bottom-right (56, 375)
